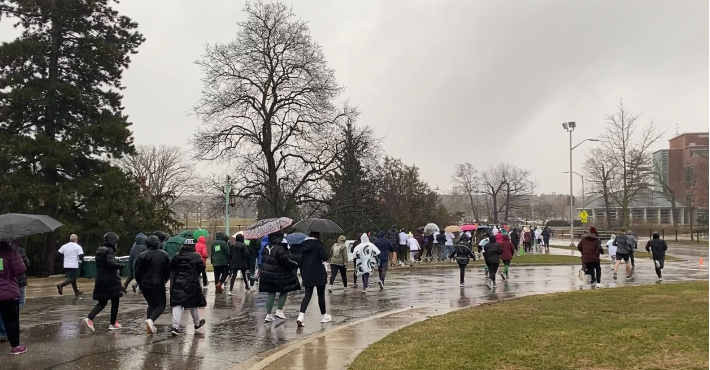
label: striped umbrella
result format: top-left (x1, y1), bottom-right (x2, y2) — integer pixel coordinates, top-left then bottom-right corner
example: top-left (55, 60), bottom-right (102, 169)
top-left (243, 217), bottom-right (293, 239)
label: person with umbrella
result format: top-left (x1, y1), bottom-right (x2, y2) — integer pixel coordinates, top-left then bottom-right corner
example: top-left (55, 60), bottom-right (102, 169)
top-left (133, 235), bottom-right (171, 334)
top-left (169, 238), bottom-right (207, 336)
top-left (0, 238), bottom-right (28, 354)
top-left (259, 231), bottom-right (300, 323)
top-left (56, 234), bottom-right (85, 297)
top-left (82, 232), bottom-right (124, 332)
top-left (328, 235), bottom-right (349, 293)
top-left (296, 232), bottom-right (332, 327)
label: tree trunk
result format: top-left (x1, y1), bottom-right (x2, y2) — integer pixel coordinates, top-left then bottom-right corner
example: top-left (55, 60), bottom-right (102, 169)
top-left (670, 193), bottom-right (678, 227)
top-left (503, 184), bottom-right (511, 222)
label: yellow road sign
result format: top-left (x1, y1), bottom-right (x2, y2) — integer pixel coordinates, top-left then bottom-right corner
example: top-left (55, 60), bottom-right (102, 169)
top-left (579, 210), bottom-right (588, 220)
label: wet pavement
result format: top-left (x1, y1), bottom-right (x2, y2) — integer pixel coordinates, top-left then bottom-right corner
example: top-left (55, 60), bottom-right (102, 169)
top-left (3, 259), bottom-right (707, 370)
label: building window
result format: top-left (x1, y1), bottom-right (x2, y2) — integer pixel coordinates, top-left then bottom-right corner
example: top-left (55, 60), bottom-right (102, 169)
top-left (660, 209), bottom-right (671, 224)
top-left (691, 149), bottom-right (709, 158)
top-left (686, 165), bottom-right (696, 186)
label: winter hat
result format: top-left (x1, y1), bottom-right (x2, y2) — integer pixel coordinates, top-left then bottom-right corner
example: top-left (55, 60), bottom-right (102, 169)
top-left (589, 226), bottom-right (598, 236)
top-left (183, 238), bottom-right (196, 246)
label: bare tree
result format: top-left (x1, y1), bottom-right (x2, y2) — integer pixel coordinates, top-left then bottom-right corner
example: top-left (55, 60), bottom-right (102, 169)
top-left (118, 144), bottom-right (195, 207)
top-left (652, 159), bottom-right (678, 227)
top-left (584, 148), bottom-right (618, 229)
top-left (451, 162), bottom-right (481, 222)
top-left (481, 168), bottom-right (506, 223)
top-left (193, 1), bottom-right (355, 218)
top-left (600, 99), bottom-right (663, 227)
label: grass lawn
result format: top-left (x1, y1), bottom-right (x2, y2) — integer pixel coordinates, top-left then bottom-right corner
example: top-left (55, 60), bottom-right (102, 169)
top-left (349, 281), bottom-right (709, 370)
top-left (550, 245), bottom-right (682, 261)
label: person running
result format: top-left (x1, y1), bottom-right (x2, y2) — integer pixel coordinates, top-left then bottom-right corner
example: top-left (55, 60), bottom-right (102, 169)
top-left (260, 232), bottom-right (300, 322)
top-left (449, 241), bottom-right (475, 287)
top-left (483, 235), bottom-right (502, 289)
top-left (577, 227), bottom-right (604, 288)
top-left (499, 233), bottom-right (515, 280)
top-left (0, 239), bottom-right (27, 355)
top-left (195, 235), bottom-right (209, 287)
top-left (123, 233), bottom-right (147, 294)
top-left (374, 231), bottom-right (394, 289)
top-left (210, 232), bottom-right (230, 294)
top-left (397, 229), bottom-right (408, 266)
top-left (645, 232), bottom-right (668, 281)
top-left (627, 230), bottom-right (638, 276)
top-left (606, 234), bottom-right (617, 270)
top-left (328, 235), bottom-right (348, 293)
top-left (228, 234), bottom-right (251, 294)
top-left (479, 234), bottom-right (491, 278)
top-left (297, 232), bottom-right (331, 327)
top-left (353, 234), bottom-right (381, 294)
top-left (56, 234), bottom-right (84, 297)
top-left (612, 228), bottom-right (633, 280)
top-left (169, 239), bottom-right (207, 336)
top-left (134, 235), bottom-right (171, 334)
top-left (407, 235), bottom-right (420, 266)
top-left (83, 232), bottom-right (124, 332)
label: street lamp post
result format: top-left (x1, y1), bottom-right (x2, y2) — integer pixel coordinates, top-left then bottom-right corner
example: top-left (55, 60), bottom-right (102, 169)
top-left (563, 171), bottom-right (586, 212)
top-left (562, 121), bottom-right (599, 247)
top-left (225, 175), bottom-right (237, 237)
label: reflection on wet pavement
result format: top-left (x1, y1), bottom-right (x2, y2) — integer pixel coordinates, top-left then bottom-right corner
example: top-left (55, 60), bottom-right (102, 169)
top-left (2, 261), bottom-right (707, 370)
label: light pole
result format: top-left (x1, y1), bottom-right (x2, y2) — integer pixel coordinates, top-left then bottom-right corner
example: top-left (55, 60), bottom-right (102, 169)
top-left (562, 121), bottom-right (599, 246)
top-left (563, 171), bottom-right (585, 212)
top-left (225, 175), bottom-right (237, 237)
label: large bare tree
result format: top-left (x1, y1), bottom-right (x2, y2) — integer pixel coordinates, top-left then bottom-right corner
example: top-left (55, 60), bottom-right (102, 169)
top-left (193, 1), bottom-right (355, 218)
top-left (584, 148), bottom-right (617, 229)
top-left (451, 162), bottom-right (481, 222)
top-left (600, 99), bottom-right (663, 227)
top-left (480, 163), bottom-right (532, 222)
top-left (118, 144), bottom-right (195, 207)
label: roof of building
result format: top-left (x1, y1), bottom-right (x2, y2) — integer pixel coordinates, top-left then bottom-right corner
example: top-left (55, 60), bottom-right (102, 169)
top-left (578, 189), bottom-right (686, 210)
top-left (668, 132), bottom-right (709, 142)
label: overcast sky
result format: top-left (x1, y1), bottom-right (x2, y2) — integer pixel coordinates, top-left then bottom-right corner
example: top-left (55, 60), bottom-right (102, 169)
top-left (2, 0), bottom-right (708, 196)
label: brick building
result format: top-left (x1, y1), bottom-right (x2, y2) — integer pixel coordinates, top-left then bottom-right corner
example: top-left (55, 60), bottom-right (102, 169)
top-left (653, 132), bottom-right (709, 224)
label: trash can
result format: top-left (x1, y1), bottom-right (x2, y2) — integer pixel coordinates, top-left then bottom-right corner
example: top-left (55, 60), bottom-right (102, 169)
top-left (82, 256), bottom-right (97, 278)
top-left (117, 256), bottom-right (131, 277)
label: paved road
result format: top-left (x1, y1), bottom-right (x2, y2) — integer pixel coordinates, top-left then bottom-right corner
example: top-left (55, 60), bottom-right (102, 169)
top-left (3, 259), bottom-right (707, 370)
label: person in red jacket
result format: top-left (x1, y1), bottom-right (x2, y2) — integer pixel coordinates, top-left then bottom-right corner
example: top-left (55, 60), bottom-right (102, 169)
top-left (195, 236), bottom-right (209, 287)
top-left (0, 239), bottom-right (27, 355)
top-left (499, 234), bottom-right (515, 280)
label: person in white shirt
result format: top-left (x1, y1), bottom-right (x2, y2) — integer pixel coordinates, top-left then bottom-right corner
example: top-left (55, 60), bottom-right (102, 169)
top-left (57, 234), bottom-right (85, 296)
top-left (606, 234), bottom-right (617, 270)
top-left (397, 230), bottom-right (408, 266)
top-left (407, 237), bottom-right (420, 265)
top-left (444, 232), bottom-right (455, 262)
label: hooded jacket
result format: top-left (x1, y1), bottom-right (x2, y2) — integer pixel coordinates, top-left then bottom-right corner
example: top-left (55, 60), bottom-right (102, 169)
top-left (12, 241), bottom-right (29, 288)
top-left (374, 234), bottom-right (394, 261)
top-left (522, 227), bottom-right (532, 243)
top-left (353, 234), bottom-right (380, 276)
top-left (645, 234), bottom-right (667, 260)
top-left (300, 237), bottom-right (329, 287)
top-left (169, 244), bottom-right (207, 308)
top-left (510, 229), bottom-right (520, 246)
top-left (210, 232), bottom-right (230, 267)
top-left (500, 234), bottom-right (516, 261)
top-left (258, 233), bottom-right (301, 293)
top-left (386, 228), bottom-right (399, 246)
top-left (0, 242), bottom-right (26, 301)
top-left (483, 239), bottom-right (503, 265)
top-left (229, 237), bottom-right (249, 270)
top-left (195, 236), bottom-right (208, 264)
top-left (134, 236), bottom-right (171, 290)
top-left (164, 230), bottom-right (191, 259)
top-left (93, 233), bottom-right (124, 301)
top-left (577, 233), bottom-right (603, 264)
top-left (448, 244), bottom-right (475, 264)
top-left (330, 236), bottom-right (348, 266)
top-left (128, 233), bottom-right (148, 270)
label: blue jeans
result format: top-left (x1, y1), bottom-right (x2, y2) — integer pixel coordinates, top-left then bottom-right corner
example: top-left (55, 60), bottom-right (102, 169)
top-left (442, 245), bottom-right (453, 260)
top-left (19, 287), bottom-right (25, 309)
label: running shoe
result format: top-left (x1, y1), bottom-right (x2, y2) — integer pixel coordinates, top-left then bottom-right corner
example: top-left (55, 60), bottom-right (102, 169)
top-left (328, 285), bottom-right (332, 293)
top-left (145, 319), bottom-right (157, 334)
top-left (578, 269), bottom-right (585, 281)
top-left (486, 280), bottom-right (493, 289)
top-left (379, 280), bottom-right (384, 290)
top-left (459, 283), bottom-right (465, 288)
top-left (500, 272), bottom-right (506, 280)
top-left (56, 284), bottom-right (63, 295)
top-left (296, 313), bottom-right (305, 327)
top-left (171, 327), bottom-right (181, 336)
top-left (274, 310), bottom-right (286, 320)
top-left (10, 346), bottom-right (27, 355)
top-left (108, 322), bottom-right (122, 331)
top-left (320, 314), bottom-right (332, 323)
top-left (613, 272), bottom-right (618, 280)
top-left (82, 318), bottom-right (95, 332)
top-left (264, 314), bottom-right (275, 323)
top-left (194, 319), bottom-right (206, 330)
top-left (595, 283), bottom-right (604, 288)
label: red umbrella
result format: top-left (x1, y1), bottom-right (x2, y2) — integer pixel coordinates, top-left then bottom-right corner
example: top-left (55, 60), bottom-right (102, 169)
top-left (461, 224), bottom-right (477, 232)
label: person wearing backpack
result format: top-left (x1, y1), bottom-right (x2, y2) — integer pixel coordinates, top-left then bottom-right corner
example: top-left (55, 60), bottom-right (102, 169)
top-left (449, 242), bottom-right (475, 287)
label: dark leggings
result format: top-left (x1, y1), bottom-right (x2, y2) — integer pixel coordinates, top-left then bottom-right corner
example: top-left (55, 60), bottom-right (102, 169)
top-left (88, 297), bottom-right (120, 325)
top-left (123, 269), bottom-right (134, 288)
top-left (458, 263), bottom-right (467, 284)
top-left (329, 264), bottom-right (347, 287)
top-left (300, 285), bottom-right (326, 315)
top-left (141, 287), bottom-right (166, 322)
top-left (229, 268), bottom-right (250, 290)
top-left (585, 262), bottom-right (602, 284)
top-left (425, 246), bottom-right (432, 258)
top-left (629, 251), bottom-right (635, 267)
top-left (655, 256), bottom-right (665, 278)
top-left (352, 261), bottom-right (359, 285)
top-left (0, 300), bottom-right (20, 347)
top-left (214, 266), bottom-right (229, 285)
top-left (488, 263), bottom-right (500, 282)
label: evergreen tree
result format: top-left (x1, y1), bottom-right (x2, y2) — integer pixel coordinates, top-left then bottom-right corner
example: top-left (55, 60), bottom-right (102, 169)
top-left (0, 0), bottom-right (145, 274)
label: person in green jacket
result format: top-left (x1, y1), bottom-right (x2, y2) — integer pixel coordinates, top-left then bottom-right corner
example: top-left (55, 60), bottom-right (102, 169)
top-left (211, 232), bottom-right (230, 293)
top-left (163, 230), bottom-right (191, 259)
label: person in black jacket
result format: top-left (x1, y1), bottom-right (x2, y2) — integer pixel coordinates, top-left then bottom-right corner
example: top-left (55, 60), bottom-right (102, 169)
top-left (483, 235), bottom-right (502, 289)
top-left (386, 226), bottom-right (399, 266)
top-left (169, 239), bottom-right (207, 336)
top-left (297, 232), bottom-right (331, 327)
top-left (645, 232), bottom-right (668, 280)
top-left (82, 232), bottom-right (124, 333)
top-left (510, 228), bottom-right (521, 255)
top-left (449, 243), bottom-right (475, 287)
top-left (246, 238), bottom-right (260, 287)
top-left (123, 233), bottom-right (147, 294)
top-left (134, 235), bottom-right (171, 335)
top-left (436, 232), bottom-right (447, 261)
top-left (260, 232), bottom-right (300, 322)
top-left (228, 234), bottom-right (251, 293)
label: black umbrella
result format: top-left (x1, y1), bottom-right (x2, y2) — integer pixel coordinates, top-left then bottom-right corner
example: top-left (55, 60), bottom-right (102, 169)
top-left (0, 213), bottom-right (64, 239)
top-left (292, 218), bottom-right (344, 234)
